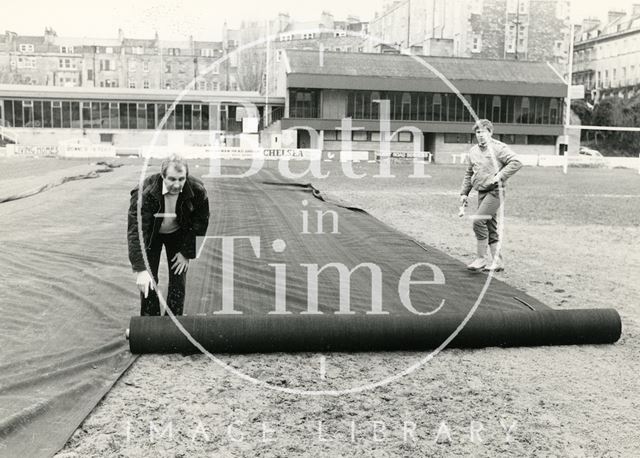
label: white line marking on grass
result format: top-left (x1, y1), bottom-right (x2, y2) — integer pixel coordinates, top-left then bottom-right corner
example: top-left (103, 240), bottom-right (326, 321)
top-left (582, 194), bottom-right (640, 198)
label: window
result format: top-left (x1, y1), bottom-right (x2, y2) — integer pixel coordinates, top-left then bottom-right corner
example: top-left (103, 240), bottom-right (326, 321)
top-left (165, 63), bottom-right (172, 73)
top-left (492, 95), bottom-right (501, 121)
top-left (549, 99), bottom-right (559, 124)
top-left (143, 80), bottom-right (150, 89)
top-left (128, 80), bottom-right (136, 88)
top-left (432, 93), bottom-right (442, 121)
top-left (132, 46), bottom-right (144, 55)
top-left (60, 46), bottom-right (74, 54)
top-left (19, 44), bottom-right (34, 53)
top-left (128, 61), bottom-right (136, 72)
top-left (87, 69), bottom-right (93, 81)
top-left (143, 61), bottom-right (149, 72)
top-left (109, 102), bottom-right (119, 128)
top-left (212, 81), bottom-right (219, 91)
top-left (371, 91), bottom-right (380, 119)
top-left (136, 103), bottom-right (147, 129)
top-left (472, 34), bottom-right (482, 53)
top-left (527, 135), bottom-right (555, 145)
top-left (519, 0), bottom-right (528, 14)
top-left (290, 89), bottom-right (318, 118)
top-left (352, 131), bottom-right (367, 141)
top-left (520, 97), bottom-right (530, 123)
top-left (106, 47), bottom-right (113, 54)
top-left (444, 133), bottom-right (472, 143)
top-left (201, 48), bottom-right (214, 57)
top-left (323, 130), bottom-right (339, 141)
top-left (168, 48), bottom-right (181, 56)
top-left (100, 60), bottom-right (113, 71)
top-left (17, 57), bottom-right (36, 68)
top-left (396, 132), bottom-right (413, 142)
top-left (59, 58), bottom-right (76, 69)
top-left (401, 93), bottom-right (411, 120)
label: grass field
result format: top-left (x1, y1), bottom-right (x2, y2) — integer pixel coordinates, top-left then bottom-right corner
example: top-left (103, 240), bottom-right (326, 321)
top-left (6, 159), bottom-right (636, 457)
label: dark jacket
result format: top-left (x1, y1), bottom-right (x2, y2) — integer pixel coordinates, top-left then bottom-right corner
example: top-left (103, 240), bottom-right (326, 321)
top-left (127, 173), bottom-right (210, 272)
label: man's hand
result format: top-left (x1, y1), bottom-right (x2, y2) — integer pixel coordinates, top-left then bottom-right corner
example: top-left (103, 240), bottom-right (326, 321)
top-left (458, 195), bottom-right (468, 217)
top-left (136, 270), bottom-right (155, 298)
top-left (171, 253), bottom-right (189, 275)
top-left (490, 173), bottom-right (503, 186)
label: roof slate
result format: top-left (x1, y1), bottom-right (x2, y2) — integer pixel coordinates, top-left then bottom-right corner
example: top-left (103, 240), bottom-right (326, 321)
top-left (285, 49), bottom-right (564, 85)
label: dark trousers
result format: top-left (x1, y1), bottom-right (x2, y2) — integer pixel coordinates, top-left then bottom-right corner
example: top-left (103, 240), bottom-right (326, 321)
top-left (140, 231), bottom-right (187, 316)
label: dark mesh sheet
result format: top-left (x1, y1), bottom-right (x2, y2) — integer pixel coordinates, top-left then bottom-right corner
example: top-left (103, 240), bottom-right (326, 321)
top-left (186, 166), bottom-right (550, 317)
top-left (131, 166), bottom-right (620, 353)
top-left (0, 167), bottom-right (137, 458)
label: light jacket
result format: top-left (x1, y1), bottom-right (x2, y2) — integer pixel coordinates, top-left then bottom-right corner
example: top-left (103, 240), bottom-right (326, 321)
top-left (460, 139), bottom-right (523, 195)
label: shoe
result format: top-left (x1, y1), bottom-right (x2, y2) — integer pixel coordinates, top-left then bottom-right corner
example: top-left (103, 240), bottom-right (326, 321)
top-left (467, 257), bottom-right (487, 271)
top-left (467, 239), bottom-right (489, 271)
top-left (483, 263), bottom-right (504, 272)
top-left (483, 243), bottom-right (505, 272)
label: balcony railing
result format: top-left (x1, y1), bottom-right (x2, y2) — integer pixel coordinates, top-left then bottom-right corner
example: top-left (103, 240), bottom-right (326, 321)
top-left (289, 106), bottom-right (319, 119)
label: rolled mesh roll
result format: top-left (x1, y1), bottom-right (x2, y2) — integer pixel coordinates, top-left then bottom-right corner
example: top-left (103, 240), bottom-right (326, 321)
top-left (129, 308), bottom-right (622, 354)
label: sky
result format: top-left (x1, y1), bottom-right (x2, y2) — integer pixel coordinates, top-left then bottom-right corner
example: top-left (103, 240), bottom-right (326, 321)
top-left (1, 0), bottom-right (639, 41)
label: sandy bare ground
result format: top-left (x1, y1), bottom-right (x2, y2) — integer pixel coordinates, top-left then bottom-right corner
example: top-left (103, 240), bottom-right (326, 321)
top-left (49, 161), bottom-right (639, 457)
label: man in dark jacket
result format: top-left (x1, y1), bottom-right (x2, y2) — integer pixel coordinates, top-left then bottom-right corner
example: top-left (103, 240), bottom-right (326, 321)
top-left (127, 154), bottom-right (210, 316)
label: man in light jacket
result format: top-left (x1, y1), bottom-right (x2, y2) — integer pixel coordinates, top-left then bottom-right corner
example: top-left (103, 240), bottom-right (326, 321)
top-left (459, 119), bottom-right (522, 272)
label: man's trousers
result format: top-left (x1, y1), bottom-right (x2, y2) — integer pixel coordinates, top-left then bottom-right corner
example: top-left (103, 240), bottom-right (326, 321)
top-left (140, 231), bottom-right (187, 316)
top-left (472, 190), bottom-right (503, 245)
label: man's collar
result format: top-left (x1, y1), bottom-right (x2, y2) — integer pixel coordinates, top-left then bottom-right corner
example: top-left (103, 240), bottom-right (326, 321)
top-left (162, 181), bottom-right (181, 195)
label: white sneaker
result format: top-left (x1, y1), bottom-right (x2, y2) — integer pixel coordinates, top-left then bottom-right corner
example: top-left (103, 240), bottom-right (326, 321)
top-left (467, 257), bottom-right (487, 271)
top-left (483, 257), bottom-right (504, 272)
top-left (484, 244), bottom-right (505, 272)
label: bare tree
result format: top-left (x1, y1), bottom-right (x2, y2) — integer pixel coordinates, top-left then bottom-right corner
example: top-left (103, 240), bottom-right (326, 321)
top-left (236, 25), bottom-right (267, 92)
